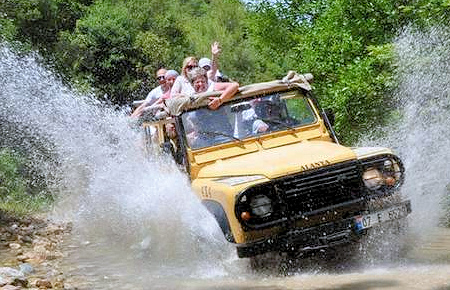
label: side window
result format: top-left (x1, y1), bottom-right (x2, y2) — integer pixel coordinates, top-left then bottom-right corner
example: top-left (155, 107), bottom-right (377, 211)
top-left (284, 96), bottom-right (316, 125)
top-left (144, 125), bottom-right (160, 145)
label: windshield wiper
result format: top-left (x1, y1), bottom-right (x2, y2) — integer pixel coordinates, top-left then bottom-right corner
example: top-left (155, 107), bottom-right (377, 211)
top-left (258, 118), bottom-right (296, 132)
top-left (197, 130), bottom-right (245, 146)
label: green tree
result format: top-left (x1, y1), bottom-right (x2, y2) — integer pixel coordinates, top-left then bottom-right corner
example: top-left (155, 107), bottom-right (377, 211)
top-left (56, 0), bottom-right (256, 103)
top-left (0, 0), bottom-right (90, 51)
top-left (0, 148), bottom-right (52, 215)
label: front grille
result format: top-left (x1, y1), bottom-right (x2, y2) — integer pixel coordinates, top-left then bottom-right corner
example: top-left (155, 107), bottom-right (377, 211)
top-left (236, 156), bottom-right (405, 230)
top-left (278, 160), bottom-right (363, 216)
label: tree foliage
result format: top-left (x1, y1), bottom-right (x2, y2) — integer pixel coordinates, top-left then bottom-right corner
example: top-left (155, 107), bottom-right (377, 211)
top-left (245, 0), bottom-right (450, 143)
top-left (1, 0), bottom-right (450, 142)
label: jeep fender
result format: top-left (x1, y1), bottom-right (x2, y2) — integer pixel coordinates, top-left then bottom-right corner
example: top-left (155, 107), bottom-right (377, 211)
top-left (202, 200), bottom-right (235, 243)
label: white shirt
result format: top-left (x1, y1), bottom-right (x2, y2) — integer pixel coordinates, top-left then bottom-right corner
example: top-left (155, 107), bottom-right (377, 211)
top-left (171, 75), bottom-right (195, 96)
top-left (172, 76), bottom-right (214, 97)
top-left (144, 86), bottom-right (164, 106)
top-left (207, 81), bottom-right (215, 92)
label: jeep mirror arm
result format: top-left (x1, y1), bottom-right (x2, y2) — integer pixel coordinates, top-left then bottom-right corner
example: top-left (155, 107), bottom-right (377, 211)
top-left (322, 108), bottom-right (339, 145)
top-left (324, 108), bottom-right (335, 126)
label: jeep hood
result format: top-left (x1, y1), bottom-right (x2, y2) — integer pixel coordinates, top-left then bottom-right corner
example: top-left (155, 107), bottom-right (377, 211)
top-left (197, 140), bottom-right (357, 179)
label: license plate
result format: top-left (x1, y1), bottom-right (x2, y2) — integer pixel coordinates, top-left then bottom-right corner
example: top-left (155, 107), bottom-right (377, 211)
top-left (354, 204), bottom-right (409, 231)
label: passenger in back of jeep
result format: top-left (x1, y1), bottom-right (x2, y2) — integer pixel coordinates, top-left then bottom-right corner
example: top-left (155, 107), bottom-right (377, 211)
top-left (188, 67), bottom-right (238, 110)
top-left (135, 70), bottom-right (179, 119)
top-left (163, 123), bottom-right (183, 164)
top-left (131, 68), bottom-right (168, 117)
top-left (198, 41), bottom-right (224, 82)
top-left (171, 57), bottom-right (198, 97)
top-left (183, 67), bottom-right (239, 148)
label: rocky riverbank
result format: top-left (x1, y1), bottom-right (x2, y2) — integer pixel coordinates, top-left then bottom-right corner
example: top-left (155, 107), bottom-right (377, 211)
top-left (0, 213), bottom-right (71, 289)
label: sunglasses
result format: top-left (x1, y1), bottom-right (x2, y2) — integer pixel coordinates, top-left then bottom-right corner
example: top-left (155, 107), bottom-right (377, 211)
top-left (156, 75), bottom-right (165, 80)
top-left (186, 65), bottom-right (198, 70)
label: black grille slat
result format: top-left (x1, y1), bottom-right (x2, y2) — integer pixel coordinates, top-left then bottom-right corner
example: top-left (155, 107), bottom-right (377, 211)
top-left (285, 174), bottom-right (354, 189)
top-left (283, 165), bottom-right (359, 185)
top-left (277, 161), bottom-right (362, 214)
top-left (286, 177), bottom-right (354, 195)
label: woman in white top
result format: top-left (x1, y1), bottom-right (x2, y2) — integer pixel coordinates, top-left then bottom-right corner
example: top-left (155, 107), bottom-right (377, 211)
top-left (172, 41), bottom-right (221, 97)
top-left (171, 56), bottom-right (198, 97)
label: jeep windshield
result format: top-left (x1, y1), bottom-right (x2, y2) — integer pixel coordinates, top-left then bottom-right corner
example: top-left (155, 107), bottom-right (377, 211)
top-left (181, 90), bottom-right (317, 149)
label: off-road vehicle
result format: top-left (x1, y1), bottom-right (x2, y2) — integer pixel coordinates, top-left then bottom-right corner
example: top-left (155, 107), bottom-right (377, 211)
top-left (137, 72), bottom-right (411, 258)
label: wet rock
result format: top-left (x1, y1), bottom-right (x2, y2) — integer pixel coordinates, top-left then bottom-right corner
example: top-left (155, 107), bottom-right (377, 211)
top-left (20, 235), bottom-right (33, 244)
top-left (1, 217), bottom-right (72, 289)
top-left (16, 254), bottom-right (29, 263)
top-left (0, 267), bottom-right (22, 280)
top-left (1, 284), bottom-right (21, 290)
top-left (45, 224), bottom-right (64, 236)
top-left (18, 263), bottom-right (34, 275)
top-left (16, 251), bottom-right (42, 263)
top-left (46, 250), bottom-right (64, 261)
top-left (35, 279), bottom-right (52, 288)
top-left (8, 243), bottom-right (21, 251)
top-left (53, 276), bottom-right (65, 288)
top-left (0, 267), bottom-right (28, 287)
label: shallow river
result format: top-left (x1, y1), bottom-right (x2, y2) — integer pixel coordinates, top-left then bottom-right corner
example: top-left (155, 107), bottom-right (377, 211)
top-left (58, 226), bottom-right (450, 289)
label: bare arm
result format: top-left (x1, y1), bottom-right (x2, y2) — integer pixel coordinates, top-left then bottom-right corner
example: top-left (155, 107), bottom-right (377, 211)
top-left (209, 41), bottom-right (220, 81)
top-left (208, 81), bottom-right (239, 110)
top-left (131, 101), bottom-right (148, 117)
top-left (170, 76), bottom-right (182, 97)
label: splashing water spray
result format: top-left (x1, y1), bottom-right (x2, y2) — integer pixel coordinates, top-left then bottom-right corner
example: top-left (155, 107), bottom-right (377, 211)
top-left (360, 26), bottom-right (450, 248)
top-left (0, 45), bottom-right (238, 287)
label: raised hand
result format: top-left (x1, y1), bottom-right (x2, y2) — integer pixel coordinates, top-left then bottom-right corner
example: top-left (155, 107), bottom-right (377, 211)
top-left (211, 41), bottom-right (221, 57)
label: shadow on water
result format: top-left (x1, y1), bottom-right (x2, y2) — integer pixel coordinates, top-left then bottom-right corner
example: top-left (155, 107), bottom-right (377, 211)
top-left (314, 280), bottom-right (400, 290)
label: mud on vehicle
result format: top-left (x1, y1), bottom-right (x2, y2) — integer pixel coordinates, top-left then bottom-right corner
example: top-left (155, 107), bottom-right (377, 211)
top-left (137, 71), bottom-right (411, 258)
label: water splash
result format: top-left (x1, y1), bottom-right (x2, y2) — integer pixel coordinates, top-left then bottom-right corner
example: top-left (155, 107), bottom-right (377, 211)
top-left (0, 44), bottom-right (236, 286)
top-left (394, 26), bottom-right (450, 231)
top-left (360, 26), bottom-right (450, 240)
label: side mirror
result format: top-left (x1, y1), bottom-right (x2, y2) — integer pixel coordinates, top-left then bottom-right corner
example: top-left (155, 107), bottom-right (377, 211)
top-left (161, 141), bottom-right (173, 155)
top-left (323, 108), bottom-right (335, 126)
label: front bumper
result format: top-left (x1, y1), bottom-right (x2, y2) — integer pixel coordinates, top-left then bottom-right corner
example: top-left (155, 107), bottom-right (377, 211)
top-left (236, 200), bottom-right (411, 258)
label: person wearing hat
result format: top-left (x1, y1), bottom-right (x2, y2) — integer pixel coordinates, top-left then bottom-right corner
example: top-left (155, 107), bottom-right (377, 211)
top-left (131, 69), bottom-right (179, 117)
top-left (160, 69), bottom-right (179, 100)
top-left (138, 69), bottom-right (180, 117)
top-left (198, 41), bottom-right (224, 82)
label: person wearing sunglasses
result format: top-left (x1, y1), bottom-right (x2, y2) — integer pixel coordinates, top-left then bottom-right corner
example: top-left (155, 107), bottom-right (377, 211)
top-left (171, 56), bottom-right (199, 97)
top-left (131, 68), bottom-right (170, 117)
top-left (133, 69), bottom-right (180, 119)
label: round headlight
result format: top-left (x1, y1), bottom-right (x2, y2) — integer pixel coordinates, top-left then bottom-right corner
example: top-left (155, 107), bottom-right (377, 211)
top-left (363, 168), bottom-right (383, 190)
top-left (249, 195), bottom-right (272, 217)
top-left (383, 158), bottom-right (402, 184)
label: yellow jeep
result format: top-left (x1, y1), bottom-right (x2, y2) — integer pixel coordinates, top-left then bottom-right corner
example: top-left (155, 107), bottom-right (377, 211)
top-left (139, 72), bottom-right (411, 258)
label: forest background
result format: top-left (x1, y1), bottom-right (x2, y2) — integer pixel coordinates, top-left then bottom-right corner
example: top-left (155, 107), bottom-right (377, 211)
top-left (1, 0), bottom-right (449, 214)
top-left (1, 0), bottom-right (449, 142)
